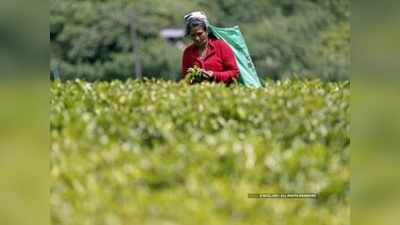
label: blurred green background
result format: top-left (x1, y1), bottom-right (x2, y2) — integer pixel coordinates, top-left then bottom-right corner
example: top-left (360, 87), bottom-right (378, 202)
top-left (352, 1), bottom-right (400, 225)
top-left (50, 0), bottom-right (350, 81)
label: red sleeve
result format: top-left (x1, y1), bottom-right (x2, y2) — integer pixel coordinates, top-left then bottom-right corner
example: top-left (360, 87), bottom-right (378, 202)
top-left (212, 41), bottom-right (239, 83)
top-left (181, 48), bottom-right (191, 79)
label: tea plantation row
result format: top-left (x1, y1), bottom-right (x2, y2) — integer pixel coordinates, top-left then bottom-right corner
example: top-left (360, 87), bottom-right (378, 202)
top-left (50, 79), bottom-right (350, 225)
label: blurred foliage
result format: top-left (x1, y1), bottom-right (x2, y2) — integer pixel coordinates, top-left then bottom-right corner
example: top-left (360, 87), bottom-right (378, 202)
top-left (50, 79), bottom-right (349, 224)
top-left (0, 0), bottom-right (48, 78)
top-left (50, 0), bottom-right (350, 81)
top-left (0, 81), bottom-right (49, 225)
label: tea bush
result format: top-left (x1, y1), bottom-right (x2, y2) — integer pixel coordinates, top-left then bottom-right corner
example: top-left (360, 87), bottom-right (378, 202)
top-left (50, 79), bottom-right (350, 225)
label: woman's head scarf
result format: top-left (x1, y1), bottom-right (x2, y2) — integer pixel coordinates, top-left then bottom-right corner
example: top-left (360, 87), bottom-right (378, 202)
top-left (184, 11), bottom-right (209, 25)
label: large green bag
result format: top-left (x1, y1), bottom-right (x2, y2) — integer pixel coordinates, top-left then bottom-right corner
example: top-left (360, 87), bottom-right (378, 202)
top-left (208, 24), bottom-right (262, 88)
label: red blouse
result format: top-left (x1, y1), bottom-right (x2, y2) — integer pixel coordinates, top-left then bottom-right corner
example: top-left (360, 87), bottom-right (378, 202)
top-left (181, 38), bottom-right (239, 83)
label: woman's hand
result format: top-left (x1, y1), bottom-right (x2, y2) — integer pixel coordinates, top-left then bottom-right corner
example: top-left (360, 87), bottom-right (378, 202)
top-left (200, 69), bottom-right (213, 79)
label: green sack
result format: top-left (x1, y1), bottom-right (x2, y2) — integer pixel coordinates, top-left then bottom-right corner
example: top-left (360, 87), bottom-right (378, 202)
top-left (208, 24), bottom-right (262, 88)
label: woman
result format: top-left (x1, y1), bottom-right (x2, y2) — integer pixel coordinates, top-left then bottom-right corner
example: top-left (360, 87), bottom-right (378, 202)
top-left (181, 17), bottom-right (239, 84)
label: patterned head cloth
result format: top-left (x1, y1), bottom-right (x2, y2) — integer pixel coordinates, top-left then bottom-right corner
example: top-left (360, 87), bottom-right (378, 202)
top-left (184, 11), bottom-right (209, 25)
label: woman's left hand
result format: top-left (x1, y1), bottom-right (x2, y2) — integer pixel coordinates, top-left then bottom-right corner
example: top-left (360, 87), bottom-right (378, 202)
top-left (200, 69), bottom-right (213, 79)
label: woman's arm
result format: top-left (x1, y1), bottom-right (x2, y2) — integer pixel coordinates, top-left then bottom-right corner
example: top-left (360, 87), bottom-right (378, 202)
top-left (212, 41), bottom-right (239, 83)
top-left (181, 48), bottom-right (192, 79)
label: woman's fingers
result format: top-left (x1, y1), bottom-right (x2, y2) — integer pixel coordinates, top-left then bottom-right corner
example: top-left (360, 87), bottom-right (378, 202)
top-left (201, 70), bottom-right (212, 78)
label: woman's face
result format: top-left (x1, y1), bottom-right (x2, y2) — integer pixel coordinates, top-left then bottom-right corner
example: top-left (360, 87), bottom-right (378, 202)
top-left (190, 26), bottom-right (208, 48)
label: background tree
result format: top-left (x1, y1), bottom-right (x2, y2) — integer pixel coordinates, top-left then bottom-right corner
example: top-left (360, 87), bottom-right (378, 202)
top-left (50, 0), bottom-right (350, 81)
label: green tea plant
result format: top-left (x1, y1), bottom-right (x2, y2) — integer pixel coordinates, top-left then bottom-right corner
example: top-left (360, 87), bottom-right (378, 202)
top-left (50, 78), bottom-right (350, 225)
top-left (185, 65), bottom-right (212, 84)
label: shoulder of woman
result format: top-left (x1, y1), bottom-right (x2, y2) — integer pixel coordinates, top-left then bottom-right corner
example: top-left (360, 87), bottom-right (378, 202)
top-left (212, 39), bottom-right (230, 49)
top-left (183, 44), bottom-right (196, 54)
